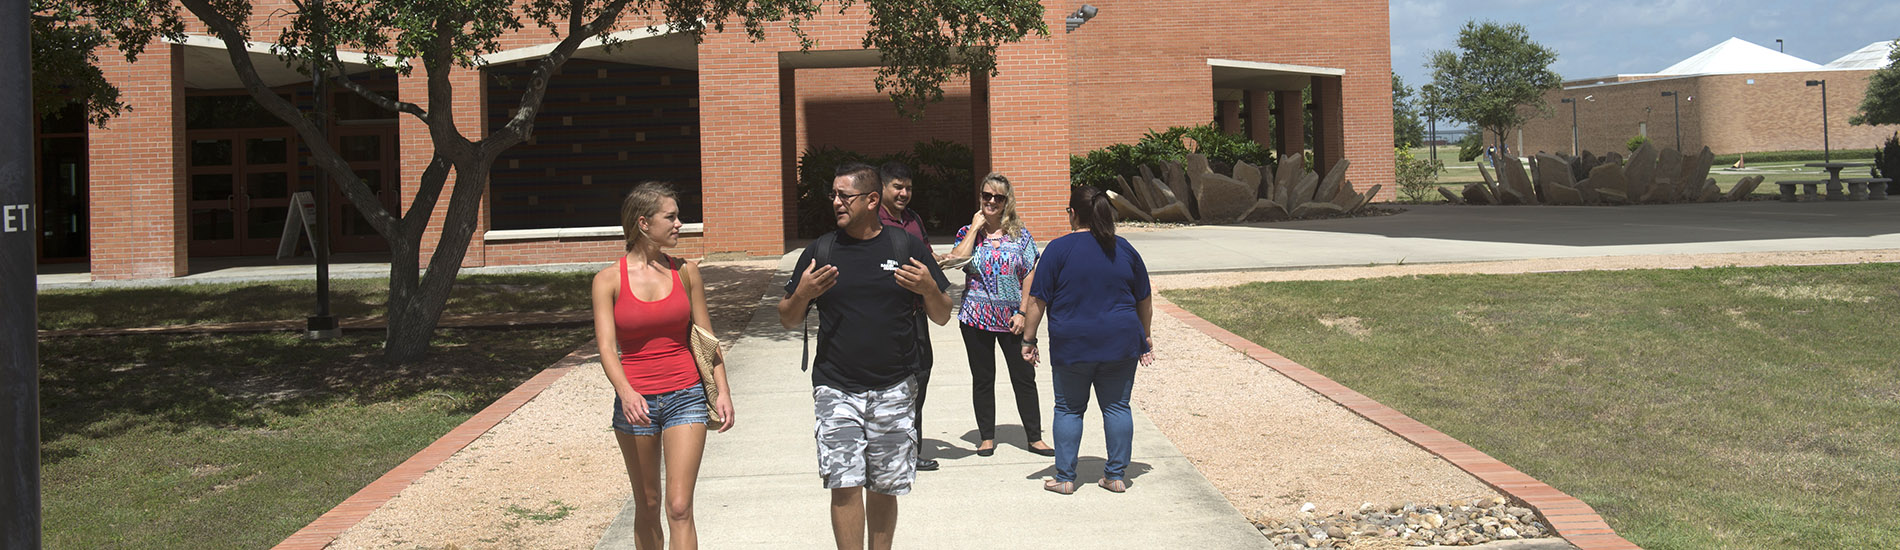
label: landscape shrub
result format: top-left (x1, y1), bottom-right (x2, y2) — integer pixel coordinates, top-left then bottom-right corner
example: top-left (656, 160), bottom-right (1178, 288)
top-left (1070, 124), bottom-right (1277, 191)
top-left (1874, 133), bottom-right (1899, 180)
top-left (1457, 133), bottom-right (1483, 162)
top-left (1626, 135), bottom-right (1648, 152)
top-left (1395, 147), bottom-right (1444, 203)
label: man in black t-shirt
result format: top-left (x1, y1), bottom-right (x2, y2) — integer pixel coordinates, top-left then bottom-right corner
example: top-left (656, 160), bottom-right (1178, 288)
top-left (779, 162), bottom-right (951, 550)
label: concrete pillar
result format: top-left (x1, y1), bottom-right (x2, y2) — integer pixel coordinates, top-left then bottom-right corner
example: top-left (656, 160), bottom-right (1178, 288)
top-left (1275, 89), bottom-right (1304, 159)
top-left (986, 3), bottom-right (1069, 239)
top-left (1313, 76), bottom-right (1345, 179)
top-left (1217, 100), bottom-right (1241, 135)
top-left (970, 71), bottom-right (992, 181)
top-left (89, 43), bottom-right (186, 280)
top-left (1246, 90), bottom-right (1274, 152)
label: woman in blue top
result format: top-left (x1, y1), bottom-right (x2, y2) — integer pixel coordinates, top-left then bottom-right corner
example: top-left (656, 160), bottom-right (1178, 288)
top-left (946, 173), bottom-right (1054, 458)
top-left (1020, 186), bottom-right (1153, 495)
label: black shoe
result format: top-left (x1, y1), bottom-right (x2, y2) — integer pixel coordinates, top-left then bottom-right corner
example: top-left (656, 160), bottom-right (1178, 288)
top-left (975, 447), bottom-right (995, 457)
top-left (1028, 445), bottom-right (1056, 457)
top-left (916, 458), bottom-right (940, 471)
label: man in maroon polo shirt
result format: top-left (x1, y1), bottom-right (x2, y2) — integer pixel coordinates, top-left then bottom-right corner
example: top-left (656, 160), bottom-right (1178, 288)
top-left (876, 161), bottom-right (942, 472)
top-left (876, 162), bottom-right (929, 244)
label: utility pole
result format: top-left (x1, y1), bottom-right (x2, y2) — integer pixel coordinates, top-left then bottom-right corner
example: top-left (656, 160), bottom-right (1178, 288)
top-left (307, 0), bottom-right (339, 340)
top-left (1807, 80), bottom-right (1830, 163)
top-left (2, 0), bottom-right (45, 546)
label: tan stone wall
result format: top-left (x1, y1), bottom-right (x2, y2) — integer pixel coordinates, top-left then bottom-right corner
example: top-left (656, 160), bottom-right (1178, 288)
top-left (1519, 70), bottom-right (1900, 157)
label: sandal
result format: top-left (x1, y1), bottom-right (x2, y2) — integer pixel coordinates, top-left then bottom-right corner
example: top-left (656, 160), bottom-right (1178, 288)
top-left (1097, 478), bottom-right (1128, 493)
top-left (1043, 479), bottom-right (1075, 495)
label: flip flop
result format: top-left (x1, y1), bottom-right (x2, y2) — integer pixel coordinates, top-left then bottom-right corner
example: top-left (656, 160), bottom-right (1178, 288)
top-left (1097, 478), bottom-right (1127, 493)
top-left (1043, 479), bottom-right (1075, 495)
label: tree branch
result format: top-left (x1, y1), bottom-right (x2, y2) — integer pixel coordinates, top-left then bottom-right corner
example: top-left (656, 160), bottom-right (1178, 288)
top-left (485, 0), bottom-right (636, 155)
top-left (178, 0), bottom-right (398, 238)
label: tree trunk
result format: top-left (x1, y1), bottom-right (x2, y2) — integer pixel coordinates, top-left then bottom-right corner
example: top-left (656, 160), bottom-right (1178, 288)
top-left (380, 157), bottom-right (494, 365)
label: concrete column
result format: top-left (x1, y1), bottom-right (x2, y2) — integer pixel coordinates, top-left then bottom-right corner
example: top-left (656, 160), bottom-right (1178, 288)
top-left (697, 34), bottom-right (784, 257)
top-left (970, 70), bottom-right (992, 181)
top-left (1313, 76), bottom-right (1345, 179)
top-left (1275, 89), bottom-right (1305, 159)
top-left (1246, 90), bottom-right (1274, 152)
top-left (89, 43), bottom-right (186, 280)
top-left (399, 63), bottom-right (488, 268)
top-left (987, 3), bottom-right (1069, 239)
top-left (1217, 100), bottom-right (1241, 135)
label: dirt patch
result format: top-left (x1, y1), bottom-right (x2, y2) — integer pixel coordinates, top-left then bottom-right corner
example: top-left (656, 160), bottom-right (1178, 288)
top-left (1317, 315), bottom-right (1372, 337)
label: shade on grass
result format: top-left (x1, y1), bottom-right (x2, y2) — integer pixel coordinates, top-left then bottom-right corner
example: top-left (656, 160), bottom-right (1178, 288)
top-left (1167, 264), bottom-right (1899, 549)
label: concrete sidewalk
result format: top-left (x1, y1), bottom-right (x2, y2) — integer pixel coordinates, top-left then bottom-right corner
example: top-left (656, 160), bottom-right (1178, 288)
top-left (596, 257), bottom-right (1268, 549)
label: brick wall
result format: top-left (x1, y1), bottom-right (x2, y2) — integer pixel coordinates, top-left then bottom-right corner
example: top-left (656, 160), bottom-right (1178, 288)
top-left (1064, 0), bottom-right (1395, 198)
top-left (1519, 69), bottom-right (1900, 157)
top-left (484, 235), bottom-right (705, 266)
top-left (89, 43), bottom-right (186, 280)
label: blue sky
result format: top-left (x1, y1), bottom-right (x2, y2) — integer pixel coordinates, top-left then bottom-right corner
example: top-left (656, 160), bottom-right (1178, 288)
top-left (1390, 0), bottom-right (1900, 92)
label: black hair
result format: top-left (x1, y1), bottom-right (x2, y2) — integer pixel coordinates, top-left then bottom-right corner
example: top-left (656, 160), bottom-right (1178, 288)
top-left (1069, 186), bottom-right (1117, 255)
top-left (878, 162), bottom-right (912, 186)
top-left (835, 162), bottom-right (880, 194)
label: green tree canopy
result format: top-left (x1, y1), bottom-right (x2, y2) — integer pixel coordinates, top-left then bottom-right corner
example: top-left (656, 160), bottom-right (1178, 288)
top-left (1426, 20), bottom-right (1561, 148)
top-left (30, 0), bottom-right (184, 126)
top-left (1850, 39), bottom-right (1900, 126)
top-left (1392, 73), bottom-right (1424, 148)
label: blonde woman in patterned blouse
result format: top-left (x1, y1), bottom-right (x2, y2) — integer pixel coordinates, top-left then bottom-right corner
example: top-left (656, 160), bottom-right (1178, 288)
top-left (946, 173), bottom-right (1054, 458)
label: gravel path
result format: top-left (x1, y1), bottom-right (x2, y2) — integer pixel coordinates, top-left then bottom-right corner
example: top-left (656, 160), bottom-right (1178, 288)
top-left (323, 249), bottom-right (1899, 548)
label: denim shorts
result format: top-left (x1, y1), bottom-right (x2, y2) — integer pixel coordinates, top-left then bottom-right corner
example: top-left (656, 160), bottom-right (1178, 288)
top-left (612, 383), bottom-right (710, 436)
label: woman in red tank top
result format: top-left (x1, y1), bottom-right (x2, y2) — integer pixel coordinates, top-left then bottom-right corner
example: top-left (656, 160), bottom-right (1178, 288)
top-left (590, 182), bottom-right (735, 549)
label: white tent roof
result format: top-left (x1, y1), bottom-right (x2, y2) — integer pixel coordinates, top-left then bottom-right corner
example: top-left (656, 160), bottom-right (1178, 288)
top-left (1657, 37), bottom-right (1823, 75)
top-left (1826, 40), bottom-right (1897, 69)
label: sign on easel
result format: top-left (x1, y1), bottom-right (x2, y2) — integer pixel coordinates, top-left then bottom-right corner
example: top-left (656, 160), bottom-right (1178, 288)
top-left (276, 191), bottom-right (326, 259)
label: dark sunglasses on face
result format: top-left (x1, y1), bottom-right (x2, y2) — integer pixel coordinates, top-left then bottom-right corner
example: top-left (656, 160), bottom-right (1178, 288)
top-left (830, 190), bottom-right (875, 202)
top-left (980, 191), bottom-right (1008, 203)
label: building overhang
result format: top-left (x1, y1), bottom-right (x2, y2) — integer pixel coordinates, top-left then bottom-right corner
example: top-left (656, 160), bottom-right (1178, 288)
top-left (1208, 58), bottom-right (1344, 99)
top-left (480, 26), bottom-right (698, 71)
top-left (174, 34), bottom-right (384, 90)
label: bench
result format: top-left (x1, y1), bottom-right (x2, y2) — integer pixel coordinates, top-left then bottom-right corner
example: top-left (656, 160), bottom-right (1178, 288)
top-left (1844, 178), bottom-right (1892, 200)
top-left (1776, 180), bottom-right (1825, 202)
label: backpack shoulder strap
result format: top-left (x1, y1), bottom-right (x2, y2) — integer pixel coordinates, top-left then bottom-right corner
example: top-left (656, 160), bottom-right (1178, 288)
top-left (801, 232), bottom-right (840, 372)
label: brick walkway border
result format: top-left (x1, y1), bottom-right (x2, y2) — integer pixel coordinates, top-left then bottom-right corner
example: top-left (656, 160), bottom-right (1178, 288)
top-left (1156, 300), bottom-right (1641, 550)
top-left (271, 342), bottom-right (600, 550)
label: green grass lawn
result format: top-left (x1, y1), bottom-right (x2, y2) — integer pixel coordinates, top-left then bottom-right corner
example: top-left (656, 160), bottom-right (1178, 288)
top-left (1167, 264), bottom-right (1900, 549)
top-left (37, 273), bottom-right (592, 548)
top-left (1399, 145), bottom-right (1876, 203)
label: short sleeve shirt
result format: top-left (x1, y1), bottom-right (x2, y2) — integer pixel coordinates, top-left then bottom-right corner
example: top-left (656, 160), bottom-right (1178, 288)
top-left (954, 225), bottom-right (1038, 332)
top-left (785, 227), bottom-right (950, 392)
top-left (878, 207), bottom-right (929, 245)
top-left (1028, 233), bottom-right (1151, 366)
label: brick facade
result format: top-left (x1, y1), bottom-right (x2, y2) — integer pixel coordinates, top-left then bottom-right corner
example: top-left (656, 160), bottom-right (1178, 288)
top-left (1518, 70), bottom-right (1900, 157)
top-left (66, 0), bottom-right (1396, 278)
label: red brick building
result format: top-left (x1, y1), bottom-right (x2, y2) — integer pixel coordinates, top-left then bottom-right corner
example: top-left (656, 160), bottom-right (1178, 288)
top-left (1516, 38), bottom-right (1899, 159)
top-left (32, 0), bottom-right (1394, 280)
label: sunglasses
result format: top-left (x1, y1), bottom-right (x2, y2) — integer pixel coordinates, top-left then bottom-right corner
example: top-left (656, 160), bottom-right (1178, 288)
top-left (829, 190), bottom-right (875, 202)
top-left (980, 191), bottom-right (1009, 203)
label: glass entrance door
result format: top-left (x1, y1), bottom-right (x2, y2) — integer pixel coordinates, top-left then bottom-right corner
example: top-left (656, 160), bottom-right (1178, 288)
top-left (187, 132), bottom-right (299, 256)
top-left (37, 137), bottom-right (88, 262)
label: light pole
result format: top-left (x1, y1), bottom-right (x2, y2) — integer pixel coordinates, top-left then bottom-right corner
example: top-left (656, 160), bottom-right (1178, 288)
top-left (1776, 39), bottom-right (1784, 52)
top-left (1422, 84), bottom-right (1438, 168)
top-left (1560, 97), bottom-right (1578, 157)
top-left (3, 0), bottom-right (43, 547)
top-left (1660, 91), bottom-right (1681, 151)
top-left (1807, 79), bottom-right (1829, 163)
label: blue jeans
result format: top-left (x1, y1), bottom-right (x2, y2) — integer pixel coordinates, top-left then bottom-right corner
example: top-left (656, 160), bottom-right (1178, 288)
top-left (1050, 358), bottom-right (1137, 483)
top-left (612, 383), bottom-right (710, 436)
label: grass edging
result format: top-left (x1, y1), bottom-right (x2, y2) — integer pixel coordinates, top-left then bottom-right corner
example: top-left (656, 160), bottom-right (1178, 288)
top-left (271, 341), bottom-right (601, 550)
top-left (1153, 298), bottom-right (1639, 550)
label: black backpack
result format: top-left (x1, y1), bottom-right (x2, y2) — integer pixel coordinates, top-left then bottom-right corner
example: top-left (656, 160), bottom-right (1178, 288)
top-left (800, 228), bottom-right (932, 372)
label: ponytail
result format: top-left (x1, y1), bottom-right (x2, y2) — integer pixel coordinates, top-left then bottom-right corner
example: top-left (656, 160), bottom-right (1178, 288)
top-left (1069, 186), bottom-right (1118, 255)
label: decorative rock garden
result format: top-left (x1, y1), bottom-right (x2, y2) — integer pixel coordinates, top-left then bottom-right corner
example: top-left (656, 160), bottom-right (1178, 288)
top-left (1257, 497), bottom-right (1559, 549)
top-left (1106, 152), bottom-right (1385, 223)
top-left (1443, 142), bottom-right (1765, 206)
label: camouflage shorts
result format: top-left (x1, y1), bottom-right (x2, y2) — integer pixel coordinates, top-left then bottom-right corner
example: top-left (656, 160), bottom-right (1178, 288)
top-left (813, 377), bottom-right (918, 496)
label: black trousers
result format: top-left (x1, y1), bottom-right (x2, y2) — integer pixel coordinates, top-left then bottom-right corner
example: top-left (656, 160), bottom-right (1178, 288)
top-left (960, 322), bottom-right (1043, 442)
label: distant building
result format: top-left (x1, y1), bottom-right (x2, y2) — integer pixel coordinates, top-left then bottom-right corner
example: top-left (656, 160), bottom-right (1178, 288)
top-left (1515, 38), bottom-right (1899, 158)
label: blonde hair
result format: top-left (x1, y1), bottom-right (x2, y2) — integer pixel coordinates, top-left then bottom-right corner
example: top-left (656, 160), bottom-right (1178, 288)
top-left (620, 181), bottom-right (678, 252)
top-left (980, 172), bottom-right (1026, 239)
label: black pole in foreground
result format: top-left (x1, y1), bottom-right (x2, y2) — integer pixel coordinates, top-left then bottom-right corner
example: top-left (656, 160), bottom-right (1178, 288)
top-left (308, 60), bottom-right (338, 340)
top-left (2, 0), bottom-right (44, 546)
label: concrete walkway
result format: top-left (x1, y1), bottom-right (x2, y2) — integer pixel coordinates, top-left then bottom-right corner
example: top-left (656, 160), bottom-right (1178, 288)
top-left (597, 255), bottom-right (1267, 549)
